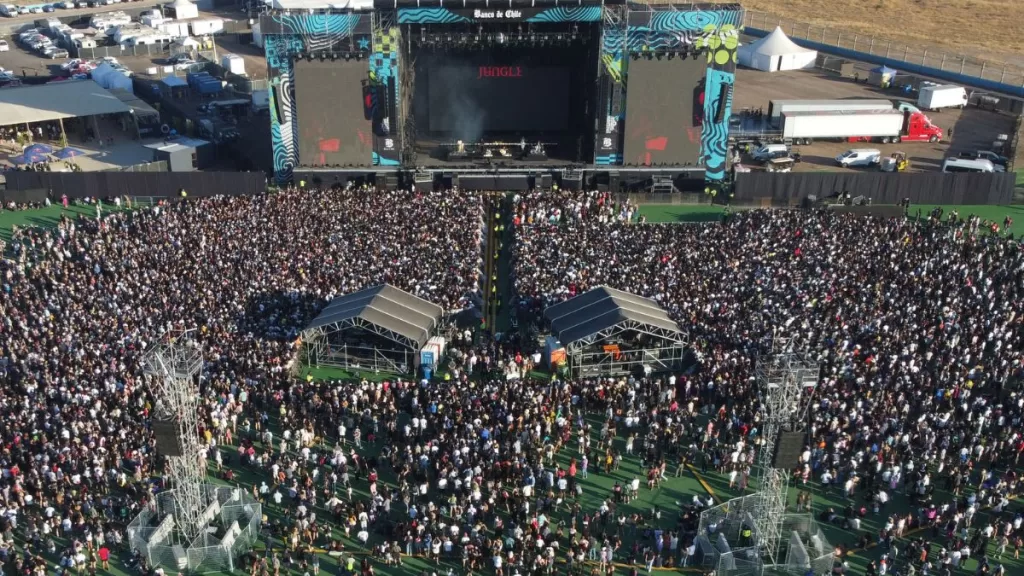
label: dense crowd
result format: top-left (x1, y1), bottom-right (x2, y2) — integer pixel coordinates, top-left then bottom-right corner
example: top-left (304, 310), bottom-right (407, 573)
top-left (0, 188), bottom-right (484, 576)
top-left (0, 187), bottom-right (1021, 576)
top-left (513, 191), bottom-right (1024, 575)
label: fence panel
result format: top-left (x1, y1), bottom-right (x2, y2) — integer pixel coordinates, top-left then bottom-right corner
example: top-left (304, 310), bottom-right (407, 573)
top-left (743, 11), bottom-right (1024, 89)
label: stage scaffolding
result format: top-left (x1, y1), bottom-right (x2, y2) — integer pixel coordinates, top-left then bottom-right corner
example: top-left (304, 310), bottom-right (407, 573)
top-left (544, 286), bottom-right (687, 377)
top-left (697, 332), bottom-right (831, 576)
top-left (300, 284), bottom-right (443, 375)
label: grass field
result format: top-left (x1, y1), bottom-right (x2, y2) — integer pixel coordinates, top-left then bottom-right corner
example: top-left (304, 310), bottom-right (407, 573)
top-left (2, 199), bottom-right (1022, 576)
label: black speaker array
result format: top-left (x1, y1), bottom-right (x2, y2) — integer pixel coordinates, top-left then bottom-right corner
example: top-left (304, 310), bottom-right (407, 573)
top-left (609, 171), bottom-right (621, 194)
top-left (152, 415), bottom-right (183, 457)
top-left (271, 85), bottom-right (286, 123)
top-left (714, 84), bottom-right (731, 124)
top-left (772, 431), bottom-right (806, 470)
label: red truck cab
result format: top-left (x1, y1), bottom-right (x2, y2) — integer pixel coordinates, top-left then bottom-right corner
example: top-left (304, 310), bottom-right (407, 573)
top-left (901, 111), bottom-right (942, 142)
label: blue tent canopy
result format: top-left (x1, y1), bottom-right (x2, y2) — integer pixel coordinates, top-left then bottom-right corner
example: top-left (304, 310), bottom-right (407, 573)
top-left (9, 152), bottom-right (49, 165)
top-left (55, 147), bottom-right (85, 159)
top-left (23, 143), bottom-right (53, 155)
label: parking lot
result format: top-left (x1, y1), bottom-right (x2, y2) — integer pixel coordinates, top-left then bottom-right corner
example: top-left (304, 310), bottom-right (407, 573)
top-left (731, 67), bottom-right (1017, 173)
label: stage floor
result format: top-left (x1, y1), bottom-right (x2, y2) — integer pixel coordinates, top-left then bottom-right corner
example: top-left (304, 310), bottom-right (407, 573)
top-left (412, 137), bottom-right (581, 168)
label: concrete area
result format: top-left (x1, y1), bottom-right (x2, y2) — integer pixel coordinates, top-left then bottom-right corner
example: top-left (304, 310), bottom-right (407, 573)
top-left (1, 117), bottom-right (159, 171)
top-left (731, 67), bottom-right (1017, 173)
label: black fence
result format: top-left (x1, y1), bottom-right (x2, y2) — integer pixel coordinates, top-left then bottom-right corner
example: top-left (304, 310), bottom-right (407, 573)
top-left (734, 172), bottom-right (1015, 206)
top-left (1, 172), bottom-right (267, 204)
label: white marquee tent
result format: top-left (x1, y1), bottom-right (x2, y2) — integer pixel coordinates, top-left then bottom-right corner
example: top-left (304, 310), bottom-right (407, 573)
top-left (738, 26), bottom-right (817, 72)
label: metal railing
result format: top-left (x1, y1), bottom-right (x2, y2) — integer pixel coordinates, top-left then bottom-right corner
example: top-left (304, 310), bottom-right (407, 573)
top-left (75, 43), bottom-right (172, 61)
top-left (743, 11), bottom-right (1024, 88)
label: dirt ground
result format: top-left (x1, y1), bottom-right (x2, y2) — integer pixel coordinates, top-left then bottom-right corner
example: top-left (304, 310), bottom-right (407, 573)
top-left (645, 0), bottom-right (1024, 63)
top-left (731, 67), bottom-right (1017, 173)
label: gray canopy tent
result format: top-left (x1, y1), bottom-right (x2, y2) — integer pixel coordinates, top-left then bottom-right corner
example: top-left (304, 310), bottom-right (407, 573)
top-left (301, 284), bottom-right (443, 374)
top-left (544, 286), bottom-right (687, 377)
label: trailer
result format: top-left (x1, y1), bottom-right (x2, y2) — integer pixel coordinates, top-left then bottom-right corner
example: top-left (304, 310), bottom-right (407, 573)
top-left (917, 84), bottom-right (968, 110)
top-left (767, 99), bottom-right (895, 125)
top-left (780, 109), bottom-right (942, 144)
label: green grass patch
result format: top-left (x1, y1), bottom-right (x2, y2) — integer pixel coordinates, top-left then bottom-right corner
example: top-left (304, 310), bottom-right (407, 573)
top-left (907, 204), bottom-right (1024, 235)
top-left (638, 204), bottom-right (726, 223)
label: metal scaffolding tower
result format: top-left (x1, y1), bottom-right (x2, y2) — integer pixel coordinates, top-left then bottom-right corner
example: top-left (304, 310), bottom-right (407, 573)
top-left (144, 329), bottom-right (207, 543)
top-left (753, 333), bottom-right (820, 569)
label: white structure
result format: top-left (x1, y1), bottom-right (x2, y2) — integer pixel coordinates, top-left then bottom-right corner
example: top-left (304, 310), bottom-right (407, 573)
top-left (738, 26), bottom-right (817, 72)
top-left (170, 0), bottom-right (200, 20)
top-left (91, 62), bottom-right (133, 93)
top-left (221, 54), bottom-right (246, 76)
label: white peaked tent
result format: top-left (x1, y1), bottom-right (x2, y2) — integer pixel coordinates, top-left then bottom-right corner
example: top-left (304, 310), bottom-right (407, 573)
top-left (738, 26), bottom-right (817, 72)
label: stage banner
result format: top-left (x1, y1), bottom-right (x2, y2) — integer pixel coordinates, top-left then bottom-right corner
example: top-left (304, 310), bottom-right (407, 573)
top-left (370, 27), bottom-right (401, 166)
top-left (595, 28), bottom-right (625, 165)
top-left (260, 12), bottom-right (373, 182)
top-left (398, 6), bottom-right (602, 24)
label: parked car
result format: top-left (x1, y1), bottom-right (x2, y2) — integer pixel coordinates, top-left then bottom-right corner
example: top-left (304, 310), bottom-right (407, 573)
top-left (18, 6), bottom-right (30, 14)
top-left (942, 157), bottom-right (1002, 173)
top-left (43, 4), bottom-right (55, 12)
top-left (0, 40), bottom-right (8, 52)
top-left (61, 58), bottom-right (83, 70)
top-left (47, 48), bottom-right (69, 59)
top-left (750, 143), bottom-right (790, 163)
top-left (30, 6), bottom-right (44, 13)
top-left (957, 150), bottom-right (1008, 167)
top-left (835, 148), bottom-right (882, 168)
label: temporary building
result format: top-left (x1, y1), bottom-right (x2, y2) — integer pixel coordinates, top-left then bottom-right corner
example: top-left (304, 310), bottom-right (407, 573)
top-left (737, 26), bottom-right (817, 72)
top-left (170, 0), bottom-right (200, 20)
top-left (90, 62), bottom-right (134, 93)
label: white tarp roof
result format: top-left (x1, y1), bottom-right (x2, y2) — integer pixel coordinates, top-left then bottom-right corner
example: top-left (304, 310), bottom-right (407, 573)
top-left (740, 26), bottom-right (816, 56)
top-left (0, 80), bottom-right (131, 127)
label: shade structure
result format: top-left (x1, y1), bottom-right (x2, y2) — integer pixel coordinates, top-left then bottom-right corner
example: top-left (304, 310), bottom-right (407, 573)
top-left (24, 143), bottom-right (53, 155)
top-left (543, 286), bottom-right (687, 377)
top-left (301, 284), bottom-right (444, 374)
top-left (9, 152), bottom-right (49, 165)
top-left (55, 147), bottom-right (85, 159)
top-left (738, 26), bottom-right (817, 72)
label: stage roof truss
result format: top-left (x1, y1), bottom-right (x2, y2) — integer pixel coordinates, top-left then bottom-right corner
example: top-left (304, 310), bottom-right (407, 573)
top-left (302, 284), bottom-right (442, 351)
top-left (544, 286), bottom-right (687, 353)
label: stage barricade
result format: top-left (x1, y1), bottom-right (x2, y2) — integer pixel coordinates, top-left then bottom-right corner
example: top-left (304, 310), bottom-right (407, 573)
top-left (1, 172), bottom-right (267, 202)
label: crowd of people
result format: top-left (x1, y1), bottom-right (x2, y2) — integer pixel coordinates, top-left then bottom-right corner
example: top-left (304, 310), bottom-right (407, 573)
top-left (0, 188), bottom-right (485, 576)
top-left (512, 190), bottom-right (1023, 575)
top-left (0, 187), bottom-right (1021, 576)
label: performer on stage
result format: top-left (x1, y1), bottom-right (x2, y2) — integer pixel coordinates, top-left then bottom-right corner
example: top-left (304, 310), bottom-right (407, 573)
top-left (456, 140), bottom-right (465, 154)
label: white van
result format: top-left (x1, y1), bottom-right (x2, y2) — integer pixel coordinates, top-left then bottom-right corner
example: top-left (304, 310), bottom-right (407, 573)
top-left (835, 148), bottom-right (881, 168)
top-left (941, 157), bottom-right (1001, 173)
top-left (750, 143), bottom-right (790, 162)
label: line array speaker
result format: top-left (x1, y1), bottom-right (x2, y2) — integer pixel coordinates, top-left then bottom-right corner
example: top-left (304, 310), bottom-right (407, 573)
top-left (152, 415), bottom-right (182, 457)
top-left (714, 84), bottom-right (732, 124)
top-left (772, 431), bottom-right (805, 470)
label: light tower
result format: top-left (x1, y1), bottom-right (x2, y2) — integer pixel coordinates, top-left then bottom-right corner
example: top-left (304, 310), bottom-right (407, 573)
top-left (128, 329), bottom-right (262, 573)
top-left (752, 333), bottom-right (820, 568)
top-left (145, 328), bottom-right (207, 541)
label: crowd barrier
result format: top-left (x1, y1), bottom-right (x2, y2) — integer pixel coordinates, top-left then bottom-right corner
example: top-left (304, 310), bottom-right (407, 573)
top-left (733, 172), bottom-right (1015, 206)
top-left (1, 171), bottom-right (267, 204)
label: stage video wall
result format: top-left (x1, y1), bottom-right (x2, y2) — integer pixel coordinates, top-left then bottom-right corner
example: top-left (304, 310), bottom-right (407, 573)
top-left (294, 60), bottom-right (373, 167)
top-left (426, 65), bottom-right (569, 134)
top-left (622, 57), bottom-right (706, 166)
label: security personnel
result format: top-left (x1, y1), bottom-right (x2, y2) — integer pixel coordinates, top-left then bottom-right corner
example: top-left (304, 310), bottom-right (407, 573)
top-left (740, 524), bottom-right (753, 546)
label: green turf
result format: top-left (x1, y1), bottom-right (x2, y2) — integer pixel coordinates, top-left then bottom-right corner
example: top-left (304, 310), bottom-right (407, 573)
top-left (907, 204), bottom-right (1024, 235)
top-left (1016, 171), bottom-right (1024, 187)
top-left (637, 204), bottom-right (726, 223)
